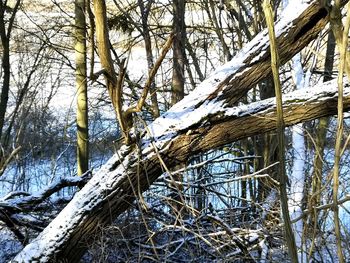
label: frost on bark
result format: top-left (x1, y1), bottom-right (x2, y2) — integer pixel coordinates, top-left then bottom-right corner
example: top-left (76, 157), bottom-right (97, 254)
top-left (12, 1), bottom-right (350, 261)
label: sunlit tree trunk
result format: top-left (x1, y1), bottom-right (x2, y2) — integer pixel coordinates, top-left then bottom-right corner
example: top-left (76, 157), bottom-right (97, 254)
top-left (75, 0), bottom-right (89, 176)
top-left (93, 0), bottom-right (131, 144)
top-left (329, 2), bottom-right (350, 261)
top-left (12, 2), bottom-right (343, 260)
top-left (263, 1), bottom-right (298, 261)
top-left (332, 3), bottom-right (350, 262)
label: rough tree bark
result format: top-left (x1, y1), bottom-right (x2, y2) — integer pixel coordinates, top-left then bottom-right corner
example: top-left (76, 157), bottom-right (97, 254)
top-left (12, 80), bottom-right (350, 262)
top-left (12, 1), bottom-right (350, 261)
top-left (171, 0), bottom-right (186, 105)
top-left (170, 0), bottom-right (186, 215)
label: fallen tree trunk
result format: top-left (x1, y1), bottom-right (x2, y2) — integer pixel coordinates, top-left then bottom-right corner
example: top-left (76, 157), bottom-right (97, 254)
top-left (12, 1), bottom-right (349, 261)
top-left (0, 172), bottom-right (92, 244)
top-left (12, 81), bottom-right (350, 261)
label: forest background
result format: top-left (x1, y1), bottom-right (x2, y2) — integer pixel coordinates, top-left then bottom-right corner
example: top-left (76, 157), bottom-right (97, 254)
top-left (0, 0), bottom-right (350, 262)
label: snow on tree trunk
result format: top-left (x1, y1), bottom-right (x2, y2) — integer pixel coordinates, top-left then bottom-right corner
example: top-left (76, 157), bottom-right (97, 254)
top-left (284, 0), bottom-right (311, 259)
top-left (290, 52), bottom-right (308, 263)
top-left (12, 1), bottom-right (349, 261)
top-left (11, 82), bottom-right (350, 262)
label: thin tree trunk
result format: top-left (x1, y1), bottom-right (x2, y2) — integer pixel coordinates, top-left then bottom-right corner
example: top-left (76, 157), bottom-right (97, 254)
top-left (13, 78), bottom-right (350, 262)
top-left (138, 0), bottom-right (160, 118)
top-left (329, 1), bottom-right (350, 261)
top-left (332, 3), bottom-right (350, 262)
top-left (75, 0), bottom-right (89, 176)
top-left (93, 0), bottom-right (131, 143)
top-left (171, 0), bottom-right (186, 105)
top-left (13, 2), bottom-right (349, 260)
top-left (0, 0), bottom-right (21, 141)
top-left (262, 1), bottom-right (298, 261)
top-left (170, 0), bottom-right (186, 215)
top-left (205, 0), bottom-right (232, 61)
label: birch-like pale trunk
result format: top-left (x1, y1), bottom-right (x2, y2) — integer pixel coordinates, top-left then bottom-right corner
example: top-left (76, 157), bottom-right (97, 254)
top-left (290, 52), bottom-right (307, 263)
top-left (12, 1), bottom-right (350, 261)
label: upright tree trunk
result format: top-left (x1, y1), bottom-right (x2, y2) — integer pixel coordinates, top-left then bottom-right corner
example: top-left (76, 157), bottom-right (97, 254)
top-left (171, 0), bottom-right (186, 105)
top-left (0, 31), bottom-right (10, 142)
top-left (332, 3), bottom-right (350, 262)
top-left (256, 79), bottom-right (277, 202)
top-left (290, 52), bottom-right (307, 263)
top-left (206, 0), bottom-right (232, 61)
top-left (170, 0), bottom-right (186, 215)
top-left (0, 0), bottom-right (21, 176)
top-left (262, 1), bottom-right (298, 261)
top-left (329, 2), bottom-right (350, 261)
top-left (75, 0), bottom-right (89, 176)
top-left (93, 0), bottom-right (131, 144)
top-left (13, 2), bottom-right (347, 260)
top-left (0, 0), bottom-right (21, 142)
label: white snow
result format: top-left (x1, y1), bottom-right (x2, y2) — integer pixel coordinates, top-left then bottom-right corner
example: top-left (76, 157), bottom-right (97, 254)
top-left (12, 1), bottom-right (345, 260)
top-left (145, 0), bottom-right (312, 148)
top-left (259, 237), bottom-right (269, 263)
top-left (12, 147), bottom-right (131, 261)
top-left (12, 76), bottom-right (350, 261)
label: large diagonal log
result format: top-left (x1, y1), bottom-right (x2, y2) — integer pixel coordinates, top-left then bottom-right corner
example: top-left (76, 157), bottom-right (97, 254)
top-left (12, 1), bottom-right (349, 261)
top-left (13, 82), bottom-right (350, 261)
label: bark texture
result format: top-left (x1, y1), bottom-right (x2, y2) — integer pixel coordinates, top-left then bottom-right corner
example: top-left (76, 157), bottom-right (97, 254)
top-left (12, 83), bottom-right (350, 262)
top-left (171, 0), bottom-right (186, 105)
top-left (12, 1), bottom-right (350, 261)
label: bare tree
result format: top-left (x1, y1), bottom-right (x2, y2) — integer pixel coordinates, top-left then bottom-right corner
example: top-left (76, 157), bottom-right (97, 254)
top-left (11, 2), bottom-right (347, 261)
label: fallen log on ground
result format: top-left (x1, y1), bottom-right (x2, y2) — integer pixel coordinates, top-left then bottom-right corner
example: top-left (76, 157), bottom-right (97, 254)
top-left (12, 1), bottom-right (349, 261)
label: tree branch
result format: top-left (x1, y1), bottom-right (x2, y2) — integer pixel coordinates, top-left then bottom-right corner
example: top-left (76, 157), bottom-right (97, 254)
top-left (13, 77), bottom-right (350, 261)
top-left (12, 1), bottom-right (350, 261)
top-left (124, 33), bottom-right (174, 116)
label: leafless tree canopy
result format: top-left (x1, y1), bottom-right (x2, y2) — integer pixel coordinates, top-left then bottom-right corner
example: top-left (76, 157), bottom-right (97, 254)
top-left (0, 0), bottom-right (349, 262)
